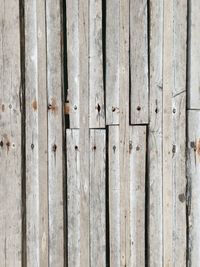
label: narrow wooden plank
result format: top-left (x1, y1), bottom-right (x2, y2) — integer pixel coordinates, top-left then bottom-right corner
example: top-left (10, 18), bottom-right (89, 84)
top-left (109, 126), bottom-right (120, 267)
top-left (79, 0), bottom-right (90, 265)
top-left (67, 129), bottom-right (80, 267)
top-left (106, 0), bottom-right (120, 125)
top-left (0, 0), bottom-right (22, 266)
top-left (187, 110), bottom-right (200, 266)
top-left (90, 129), bottom-right (106, 266)
top-left (46, 1), bottom-right (64, 266)
top-left (172, 0), bottom-right (187, 265)
top-left (25, 0), bottom-right (48, 266)
top-left (129, 126), bottom-right (146, 267)
top-left (148, 0), bottom-right (163, 265)
top-left (188, 0), bottom-right (200, 108)
top-left (130, 0), bottom-right (148, 124)
top-left (66, 0), bottom-right (80, 128)
top-left (89, 0), bottom-right (105, 128)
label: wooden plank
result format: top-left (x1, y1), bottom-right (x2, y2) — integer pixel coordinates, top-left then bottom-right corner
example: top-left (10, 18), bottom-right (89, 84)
top-left (66, 0), bottom-right (80, 128)
top-left (90, 129), bottom-right (106, 266)
top-left (187, 110), bottom-right (200, 266)
top-left (46, 1), bottom-right (64, 266)
top-left (109, 126), bottom-right (120, 267)
top-left (188, 0), bottom-right (200, 108)
top-left (172, 0), bottom-right (187, 265)
top-left (67, 129), bottom-right (80, 267)
top-left (89, 0), bottom-right (105, 128)
top-left (148, 0), bottom-right (163, 265)
top-left (25, 0), bottom-right (48, 266)
top-left (130, 0), bottom-right (148, 124)
top-left (0, 0), bottom-right (22, 266)
top-left (106, 0), bottom-right (120, 125)
top-left (129, 126), bottom-right (146, 267)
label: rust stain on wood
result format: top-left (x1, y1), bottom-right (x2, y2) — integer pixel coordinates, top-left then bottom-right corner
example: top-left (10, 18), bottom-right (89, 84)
top-left (196, 139), bottom-right (200, 157)
top-left (64, 102), bottom-right (70, 114)
top-left (32, 100), bottom-right (37, 111)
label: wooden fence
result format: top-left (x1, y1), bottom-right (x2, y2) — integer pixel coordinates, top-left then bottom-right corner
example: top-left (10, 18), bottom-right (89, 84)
top-left (0, 0), bottom-right (199, 266)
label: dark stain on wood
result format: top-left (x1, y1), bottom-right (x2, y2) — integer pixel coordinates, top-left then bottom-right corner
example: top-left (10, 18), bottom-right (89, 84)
top-left (178, 193), bottom-right (185, 203)
top-left (129, 141), bottom-right (133, 153)
top-left (32, 100), bottom-right (37, 111)
top-left (0, 141), bottom-right (3, 147)
top-left (2, 104), bottom-right (5, 112)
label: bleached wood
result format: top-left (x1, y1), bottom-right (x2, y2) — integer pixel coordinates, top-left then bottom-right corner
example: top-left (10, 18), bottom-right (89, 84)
top-left (67, 129), bottom-right (80, 267)
top-left (148, 0), bottom-right (163, 265)
top-left (109, 126), bottom-right (120, 267)
top-left (129, 126), bottom-right (146, 267)
top-left (89, 0), bottom-right (105, 128)
top-left (188, 0), bottom-right (200, 108)
top-left (130, 0), bottom-right (148, 124)
top-left (25, 0), bottom-right (48, 266)
top-left (187, 110), bottom-right (200, 266)
top-left (66, 0), bottom-right (80, 128)
top-left (0, 0), bottom-right (22, 266)
top-left (172, 0), bottom-right (187, 265)
top-left (106, 0), bottom-right (120, 125)
top-left (90, 129), bottom-right (106, 266)
top-left (46, 1), bottom-right (64, 266)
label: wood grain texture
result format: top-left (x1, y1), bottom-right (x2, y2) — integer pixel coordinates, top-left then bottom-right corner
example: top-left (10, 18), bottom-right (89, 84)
top-left (148, 0), bottom-right (163, 265)
top-left (46, 0), bottom-right (64, 265)
top-left (90, 129), bottom-right (106, 267)
top-left (187, 110), bottom-right (200, 266)
top-left (0, 0), bottom-right (22, 266)
top-left (25, 0), bottom-right (48, 266)
top-left (130, 0), bottom-right (148, 124)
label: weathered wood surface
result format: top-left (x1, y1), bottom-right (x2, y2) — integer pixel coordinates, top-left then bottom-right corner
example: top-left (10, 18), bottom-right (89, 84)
top-left (0, 0), bottom-right (22, 266)
top-left (25, 0), bottom-right (48, 266)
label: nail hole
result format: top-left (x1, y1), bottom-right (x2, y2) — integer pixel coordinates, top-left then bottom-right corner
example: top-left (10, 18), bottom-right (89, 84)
top-left (136, 145), bottom-right (140, 151)
top-left (93, 145), bottom-right (96, 150)
top-left (75, 145), bottom-right (78, 150)
top-left (112, 107), bottom-right (116, 112)
top-left (173, 108), bottom-right (176, 114)
top-left (97, 104), bottom-right (101, 113)
top-left (52, 144), bottom-right (57, 152)
top-left (137, 106), bottom-right (141, 111)
top-left (155, 108), bottom-right (158, 113)
top-left (31, 144), bottom-right (34, 149)
top-left (74, 105), bottom-right (77, 110)
top-left (0, 141), bottom-right (3, 147)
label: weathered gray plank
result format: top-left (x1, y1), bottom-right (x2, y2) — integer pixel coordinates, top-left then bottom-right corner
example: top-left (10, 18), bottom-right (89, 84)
top-left (46, 0), bottom-right (64, 265)
top-left (129, 126), bottom-right (146, 267)
top-left (67, 129), bottom-right (80, 267)
top-left (188, 0), bottom-right (200, 108)
top-left (66, 0), bottom-right (80, 128)
top-left (89, 0), bottom-right (105, 128)
top-left (187, 110), bottom-right (200, 266)
top-left (172, 0), bottom-right (187, 265)
top-left (148, 0), bottom-right (163, 265)
top-left (25, 0), bottom-right (48, 266)
top-left (90, 129), bottom-right (106, 266)
top-left (130, 0), bottom-right (148, 124)
top-left (106, 0), bottom-right (120, 125)
top-left (0, 0), bottom-right (22, 266)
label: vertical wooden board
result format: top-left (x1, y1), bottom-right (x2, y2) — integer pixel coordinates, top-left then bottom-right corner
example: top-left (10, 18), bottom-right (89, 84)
top-left (148, 0), bottom-right (163, 266)
top-left (67, 129), bottom-right (80, 267)
top-left (187, 110), bottom-right (200, 266)
top-left (46, 0), bottom-right (64, 266)
top-left (109, 126), bottom-right (120, 267)
top-left (130, 0), bottom-right (148, 124)
top-left (188, 0), bottom-right (200, 108)
top-left (66, 0), bottom-right (80, 128)
top-left (129, 126), bottom-right (146, 267)
top-left (90, 129), bottom-right (106, 267)
top-left (25, 0), bottom-right (48, 266)
top-left (106, 0), bottom-right (120, 125)
top-left (89, 0), bottom-right (105, 128)
top-left (172, 0), bottom-right (187, 265)
top-left (0, 0), bottom-right (22, 266)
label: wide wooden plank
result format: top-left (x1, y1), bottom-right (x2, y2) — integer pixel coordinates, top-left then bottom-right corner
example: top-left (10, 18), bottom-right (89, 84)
top-left (0, 0), bottom-right (22, 266)
top-left (148, 0), bottom-right (163, 265)
top-left (89, 0), bottom-right (105, 128)
top-left (187, 110), bottom-right (200, 266)
top-left (106, 0), bottom-right (120, 125)
top-left (188, 0), bottom-right (200, 108)
top-left (129, 126), bottom-right (146, 266)
top-left (46, 1), bottom-right (64, 266)
top-left (67, 129), bottom-right (80, 267)
top-left (25, 0), bottom-right (48, 266)
top-left (90, 129), bottom-right (106, 266)
top-left (130, 0), bottom-right (148, 124)
top-left (66, 0), bottom-right (80, 128)
top-left (172, 0), bottom-right (187, 265)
